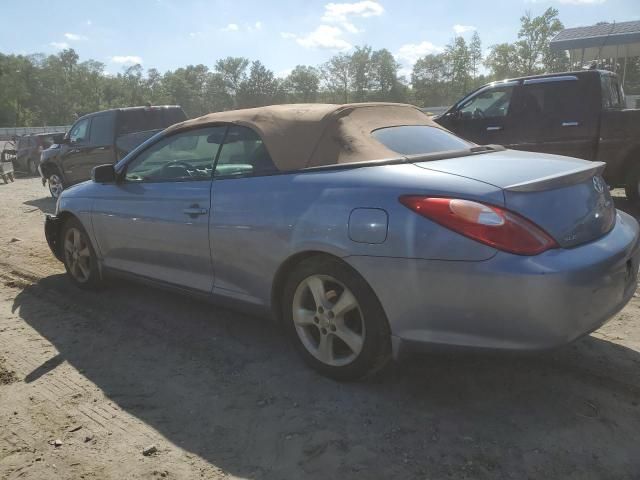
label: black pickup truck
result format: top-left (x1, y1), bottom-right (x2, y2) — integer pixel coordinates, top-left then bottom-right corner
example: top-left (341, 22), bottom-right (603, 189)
top-left (40, 105), bottom-right (187, 198)
top-left (435, 70), bottom-right (640, 202)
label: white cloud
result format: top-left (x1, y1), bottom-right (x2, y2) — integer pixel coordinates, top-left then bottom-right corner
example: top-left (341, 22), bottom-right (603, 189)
top-left (321, 1), bottom-right (383, 34)
top-left (254, 21), bottom-right (262, 30)
top-left (395, 41), bottom-right (444, 65)
top-left (280, 32), bottom-right (297, 39)
top-left (64, 32), bottom-right (88, 41)
top-left (50, 42), bottom-right (69, 50)
top-left (221, 23), bottom-right (239, 32)
top-left (452, 24), bottom-right (476, 35)
top-left (86, 19), bottom-right (92, 26)
top-left (276, 67), bottom-right (293, 78)
top-left (111, 55), bottom-right (143, 65)
top-left (295, 25), bottom-right (352, 50)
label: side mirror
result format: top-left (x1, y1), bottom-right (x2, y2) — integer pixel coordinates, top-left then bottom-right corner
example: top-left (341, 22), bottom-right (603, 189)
top-left (92, 164), bottom-right (116, 183)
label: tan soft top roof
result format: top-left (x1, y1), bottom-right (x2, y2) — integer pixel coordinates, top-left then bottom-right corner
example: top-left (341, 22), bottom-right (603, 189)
top-left (165, 103), bottom-right (443, 171)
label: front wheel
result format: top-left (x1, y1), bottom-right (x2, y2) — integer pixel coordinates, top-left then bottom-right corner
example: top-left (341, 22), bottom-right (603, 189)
top-left (48, 172), bottom-right (65, 199)
top-left (282, 256), bottom-right (390, 381)
top-left (61, 218), bottom-right (103, 289)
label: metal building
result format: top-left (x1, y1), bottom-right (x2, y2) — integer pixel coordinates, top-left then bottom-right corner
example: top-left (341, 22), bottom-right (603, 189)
top-left (550, 20), bottom-right (640, 88)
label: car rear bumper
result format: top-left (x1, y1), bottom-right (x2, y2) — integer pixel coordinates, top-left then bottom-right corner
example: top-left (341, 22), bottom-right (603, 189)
top-left (346, 210), bottom-right (640, 357)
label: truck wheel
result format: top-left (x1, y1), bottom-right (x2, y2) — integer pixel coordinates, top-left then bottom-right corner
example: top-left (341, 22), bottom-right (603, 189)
top-left (48, 172), bottom-right (65, 199)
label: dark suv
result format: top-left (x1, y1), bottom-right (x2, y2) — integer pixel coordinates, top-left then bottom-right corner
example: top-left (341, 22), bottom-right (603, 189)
top-left (14, 133), bottom-right (61, 175)
top-left (40, 105), bottom-right (187, 198)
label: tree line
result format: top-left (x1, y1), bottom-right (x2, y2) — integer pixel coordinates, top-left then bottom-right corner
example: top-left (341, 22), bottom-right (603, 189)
top-left (1, 7), bottom-right (638, 127)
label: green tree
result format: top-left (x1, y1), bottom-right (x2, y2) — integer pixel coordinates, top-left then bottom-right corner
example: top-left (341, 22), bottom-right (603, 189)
top-left (214, 57), bottom-right (249, 106)
top-left (469, 31), bottom-right (483, 84)
top-left (237, 60), bottom-right (279, 108)
top-left (321, 53), bottom-right (352, 103)
top-left (484, 42), bottom-right (521, 80)
top-left (285, 65), bottom-right (320, 102)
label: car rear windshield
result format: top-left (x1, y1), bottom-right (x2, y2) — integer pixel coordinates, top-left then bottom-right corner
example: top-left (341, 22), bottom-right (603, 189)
top-left (372, 125), bottom-right (471, 155)
top-left (118, 108), bottom-right (187, 136)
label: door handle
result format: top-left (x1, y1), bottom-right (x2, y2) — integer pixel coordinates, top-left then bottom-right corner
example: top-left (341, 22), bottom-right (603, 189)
top-left (486, 126), bottom-right (503, 131)
top-left (95, 146), bottom-right (107, 151)
top-left (183, 206), bottom-right (208, 217)
top-left (562, 121), bottom-right (580, 127)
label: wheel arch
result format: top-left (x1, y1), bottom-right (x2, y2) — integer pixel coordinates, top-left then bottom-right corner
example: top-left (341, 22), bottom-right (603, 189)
top-left (270, 250), bottom-right (383, 325)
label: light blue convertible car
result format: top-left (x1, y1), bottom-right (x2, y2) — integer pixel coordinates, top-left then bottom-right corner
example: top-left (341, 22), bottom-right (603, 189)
top-left (45, 103), bottom-right (640, 380)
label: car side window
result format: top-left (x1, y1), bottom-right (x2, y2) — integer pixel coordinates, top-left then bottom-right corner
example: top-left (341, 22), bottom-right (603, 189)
top-left (125, 126), bottom-right (226, 182)
top-left (214, 126), bottom-right (276, 177)
top-left (458, 86), bottom-right (514, 119)
top-left (69, 118), bottom-right (90, 144)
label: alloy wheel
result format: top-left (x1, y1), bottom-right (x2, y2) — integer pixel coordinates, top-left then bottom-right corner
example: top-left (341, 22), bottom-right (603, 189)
top-left (63, 227), bottom-right (92, 283)
top-left (49, 174), bottom-right (63, 198)
top-left (292, 274), bottom-right (365, 367)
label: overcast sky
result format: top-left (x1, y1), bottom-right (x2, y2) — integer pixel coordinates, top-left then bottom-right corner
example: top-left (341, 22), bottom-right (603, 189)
top-left (0, 0), bottom-right (638, 77)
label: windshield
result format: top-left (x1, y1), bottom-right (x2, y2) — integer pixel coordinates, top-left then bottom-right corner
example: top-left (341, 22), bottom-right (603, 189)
top-left (372, 125), bottom-right (471, 155)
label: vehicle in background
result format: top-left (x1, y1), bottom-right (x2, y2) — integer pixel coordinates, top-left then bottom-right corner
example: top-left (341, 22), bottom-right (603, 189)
top-left (434, 70), bottom-right (640, 202)
top-left (13, 133), bottom-right (60, 176)
top-left (39, 105), bottom-right (187, 198)
top-left (43, 103), bottom-right (640, 380)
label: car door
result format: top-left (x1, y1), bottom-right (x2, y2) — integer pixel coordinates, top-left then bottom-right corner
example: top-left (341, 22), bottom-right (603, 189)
top-left (439, 82), bottom-right (518, 146)
top-left (66, 112), bottom-right (116, 181)
top-left (59, 117), bottom-right (92, 184)
top-left (91, 126), bottom-right (226, 292)
top-left (509, 76), bottom-right (599, 160)
top-left (209, 125), bottom-right (281, 304)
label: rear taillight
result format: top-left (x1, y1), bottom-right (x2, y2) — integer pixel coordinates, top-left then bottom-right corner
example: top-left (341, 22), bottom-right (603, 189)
top-left (399, 196), bottom-right (558, 255)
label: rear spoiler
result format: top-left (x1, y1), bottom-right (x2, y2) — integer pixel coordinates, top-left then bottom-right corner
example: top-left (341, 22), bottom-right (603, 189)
top-left (505, 162), bottom-right (606, 192)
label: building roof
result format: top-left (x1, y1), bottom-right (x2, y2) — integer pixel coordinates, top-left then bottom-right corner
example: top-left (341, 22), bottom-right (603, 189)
top-left (550, 20), bottom-right (640, 51)
top-left (166, 103), bottom-right (441, 171)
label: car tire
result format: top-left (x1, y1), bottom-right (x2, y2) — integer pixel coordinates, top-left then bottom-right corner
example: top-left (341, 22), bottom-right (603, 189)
top-left (624, 163), bottom-right (640, 205)
top-left (282, 255), bottom-right (391, 381)
top-left (60, 217), bottom-right (103, 290)
top-left (48, 171), bottom-right (65, 199)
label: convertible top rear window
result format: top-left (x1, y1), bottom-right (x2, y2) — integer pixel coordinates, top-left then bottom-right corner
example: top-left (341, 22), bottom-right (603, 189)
top-left (372, 125), bottom-right (470, 156)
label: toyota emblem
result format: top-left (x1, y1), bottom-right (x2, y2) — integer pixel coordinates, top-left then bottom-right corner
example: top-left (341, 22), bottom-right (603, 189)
top-left (593, 176), bottom-right (605, 194)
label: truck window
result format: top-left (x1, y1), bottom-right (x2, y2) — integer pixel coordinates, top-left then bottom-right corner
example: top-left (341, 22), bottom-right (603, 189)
top-left (517, 80), bottom-right (582, 119)
top-left (89, 115), bottom-right (114, 146)
top-left (601, 75), bottom-right (624, 109)
top-left (458, 86), bottom-right (514, 119)
top-left (69, 118), bottom-right (90, 144)
top-left (118, 108), bottom-right (186, 136)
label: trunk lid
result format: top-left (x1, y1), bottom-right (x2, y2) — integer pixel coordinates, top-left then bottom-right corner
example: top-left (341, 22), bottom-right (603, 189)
top-left (414, 149), bottom-right (615, 248)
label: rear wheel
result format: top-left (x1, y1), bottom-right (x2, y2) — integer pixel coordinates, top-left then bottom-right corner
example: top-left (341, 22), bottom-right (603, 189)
top-left (282, 256), bottom-right (390, 381)
top-left (61, 218), bottom-right (102, 289)
top-left (48, 172), bottom-right (64, 199)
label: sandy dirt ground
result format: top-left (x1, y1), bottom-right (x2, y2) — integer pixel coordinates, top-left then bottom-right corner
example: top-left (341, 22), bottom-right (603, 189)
top-left (1, 176), bottom-right (640, 479)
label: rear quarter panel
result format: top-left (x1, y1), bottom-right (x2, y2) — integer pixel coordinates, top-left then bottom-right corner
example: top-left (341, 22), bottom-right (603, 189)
top-left (209, 163), bottom-right (502, 306)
